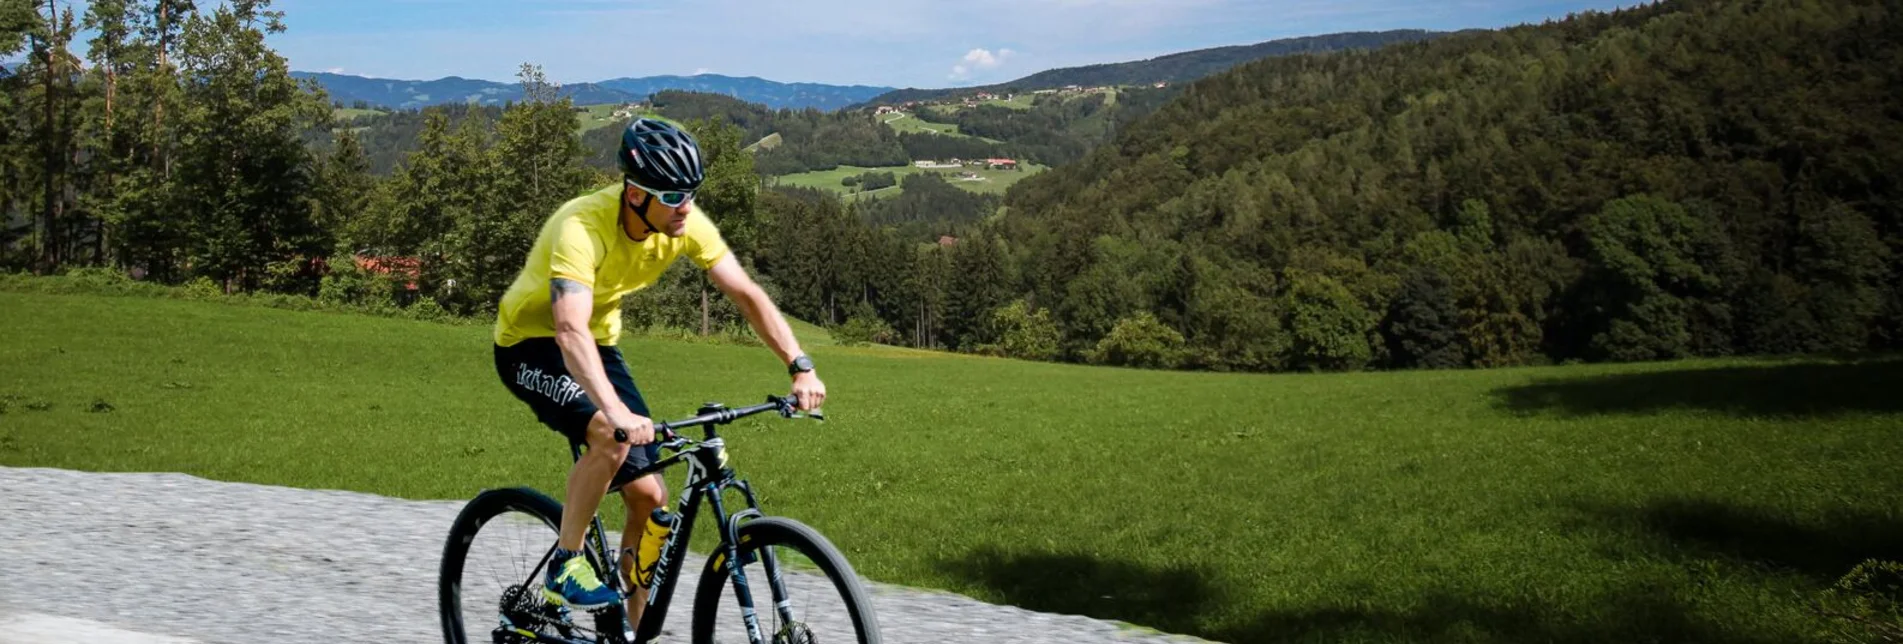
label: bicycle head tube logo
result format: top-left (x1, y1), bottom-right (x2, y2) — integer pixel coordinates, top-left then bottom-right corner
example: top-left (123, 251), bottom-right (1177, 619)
top-left (685, 451), bottom-right (706, 485)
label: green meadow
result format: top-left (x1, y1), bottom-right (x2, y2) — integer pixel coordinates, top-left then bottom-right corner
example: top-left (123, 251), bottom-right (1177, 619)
top-left (2, 290), bottom-right (1898, 643)
top-left (769, 163), bottom-right (1046, 200)
top-left (881, 112), bottom-right (968, 138)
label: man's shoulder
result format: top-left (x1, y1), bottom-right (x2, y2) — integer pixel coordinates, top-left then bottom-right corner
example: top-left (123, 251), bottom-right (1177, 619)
top-left (557, 184), bottom-right (620, 217)
top-left (549, 184), bottom-right (621, 231)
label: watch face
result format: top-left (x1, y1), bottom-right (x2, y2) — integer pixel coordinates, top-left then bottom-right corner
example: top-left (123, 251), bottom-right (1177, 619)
top-left (792, 356), bottom-right (814, 372)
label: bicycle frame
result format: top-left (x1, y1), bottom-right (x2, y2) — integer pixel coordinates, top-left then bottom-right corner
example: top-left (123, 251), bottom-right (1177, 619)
top-left (509, 401), bottom-right (801, 644)
top-left (630, 434), bottom-right (785, 644)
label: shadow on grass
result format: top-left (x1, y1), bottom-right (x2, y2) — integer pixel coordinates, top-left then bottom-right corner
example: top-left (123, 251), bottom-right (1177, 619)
top-left (1491, 358), bottom-right (1903, 418)
top-left (935, 547), bottom-right (1779, 644)
top-left (932, 547), bottom-right (1219, 636)
top-left (1577, 497), bottom-right (1903, 583)
top-left (1225, 587), bottom-right (1783, 644)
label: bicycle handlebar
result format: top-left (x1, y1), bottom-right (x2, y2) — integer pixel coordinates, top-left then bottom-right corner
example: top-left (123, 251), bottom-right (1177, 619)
top-left (613, 394), bottom-right (820, 443)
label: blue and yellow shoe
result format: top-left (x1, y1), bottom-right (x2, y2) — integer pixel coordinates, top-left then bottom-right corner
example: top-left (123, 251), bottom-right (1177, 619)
top-left (543, 554), bottom-right (621, 610)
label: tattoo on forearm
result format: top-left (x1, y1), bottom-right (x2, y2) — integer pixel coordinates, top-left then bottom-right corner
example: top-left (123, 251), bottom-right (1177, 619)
top-left (550, 278), bottom-right (589, 302)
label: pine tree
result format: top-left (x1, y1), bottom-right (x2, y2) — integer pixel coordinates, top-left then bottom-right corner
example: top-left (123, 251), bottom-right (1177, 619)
top-left (78, 0), bottom-right (137, 265)
top-left (0, 0), bottom-right (43, 266)
top-left (170, 0), bottom-right (329, 291)
top-left (22, 0), bottom-right (80, 271)
top-left (316, 128), bottom-right (375, 253)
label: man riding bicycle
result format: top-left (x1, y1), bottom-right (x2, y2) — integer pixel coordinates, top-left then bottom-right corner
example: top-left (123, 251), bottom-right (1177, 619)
top-left (490, 118), bottom-right (826, 626)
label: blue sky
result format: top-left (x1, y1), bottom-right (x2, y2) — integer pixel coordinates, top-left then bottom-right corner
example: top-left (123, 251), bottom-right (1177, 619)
top-left (248, 0), bottom-right (1634, 88)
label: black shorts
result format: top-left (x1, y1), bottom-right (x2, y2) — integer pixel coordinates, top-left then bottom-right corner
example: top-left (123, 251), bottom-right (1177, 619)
top-left (494, 338), bottom-right (660, 471)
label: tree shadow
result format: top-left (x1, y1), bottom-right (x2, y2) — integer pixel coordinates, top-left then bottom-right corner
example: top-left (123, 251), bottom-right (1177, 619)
top-left (934, 547), bottom-right (1780, 644)
top-left (1226, 586), bottom-right (1784, 644)
top-left (1491, 358), bottom-right (1903, 418)
top-left (1574, 497), bottom-right (1903, 583)
top-left (932, 547), bottom-right (1220, 636)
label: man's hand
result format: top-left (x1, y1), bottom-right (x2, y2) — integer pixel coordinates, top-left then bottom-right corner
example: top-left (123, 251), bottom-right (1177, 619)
top-left (608, 406), bottom-right (655, 445)
top-left (791, 371), bottom-right (827, 412)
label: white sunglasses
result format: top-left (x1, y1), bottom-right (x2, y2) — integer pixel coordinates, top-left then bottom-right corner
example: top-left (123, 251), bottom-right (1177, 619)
top-left (626, 178), bottom-right (694, 208)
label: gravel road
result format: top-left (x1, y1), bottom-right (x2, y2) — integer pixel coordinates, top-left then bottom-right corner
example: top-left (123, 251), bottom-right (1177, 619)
top-left (0, 467), bottom-right (1215, 644)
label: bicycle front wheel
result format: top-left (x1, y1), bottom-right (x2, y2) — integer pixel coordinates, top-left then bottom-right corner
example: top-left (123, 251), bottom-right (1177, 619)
top-left (440, 487), bottom-right (579, 644)
top-left (690, 517), bottom-right (881, 644)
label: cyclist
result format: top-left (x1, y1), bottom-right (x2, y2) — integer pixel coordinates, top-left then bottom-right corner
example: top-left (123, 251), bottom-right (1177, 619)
top-left (491, 117), bottom-right (826, 625)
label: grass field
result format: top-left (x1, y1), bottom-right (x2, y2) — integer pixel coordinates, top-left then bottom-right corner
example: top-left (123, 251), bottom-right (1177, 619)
top-left (880, 111), bottom-right (1011, 145)
top-left (882, 112), bottom-right (962, 136)
top-left (578, 103), bottom-right (654, 134)
top-left (744, 132), bottom-right (783, 153)
top-left (3, 291), bottom-right (1900, 643)
top-left (770, 163), bottom-right (1046, 200)
top-left (985, 94), bottom-right (1036, 109)
top-left (334, 107), bottom-right (385, 122)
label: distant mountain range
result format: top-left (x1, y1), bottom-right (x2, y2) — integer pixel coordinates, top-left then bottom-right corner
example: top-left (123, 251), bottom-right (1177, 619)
top-left (292, 72), bottom-right (895, 111)
top-left (859, 30), bottom-right (1450, 106)
top-left (298, 30), bottom-right (1441, 113)
top-left (594, 76), bottom-right (893, 112)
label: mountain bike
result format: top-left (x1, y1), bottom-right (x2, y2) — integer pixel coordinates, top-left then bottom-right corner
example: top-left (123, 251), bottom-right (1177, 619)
top-left (440, 395), bottom-right (881, 644)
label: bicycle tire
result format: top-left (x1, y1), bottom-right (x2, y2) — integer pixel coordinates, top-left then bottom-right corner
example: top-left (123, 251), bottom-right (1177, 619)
top-left (439, 486), bottom-right (567, 644)
top-left (690, 517), bottom-right (881, 644)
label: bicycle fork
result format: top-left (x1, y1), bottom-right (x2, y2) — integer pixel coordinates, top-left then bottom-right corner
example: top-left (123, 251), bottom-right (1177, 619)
top-left (714, 479), bottom-right (796, 644)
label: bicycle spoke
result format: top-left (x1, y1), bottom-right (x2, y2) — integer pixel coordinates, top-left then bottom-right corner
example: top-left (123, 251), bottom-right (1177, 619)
top-left (703, 542), bottom-right (858, 644)
top-left (460, 509), bottom-right (564, 642)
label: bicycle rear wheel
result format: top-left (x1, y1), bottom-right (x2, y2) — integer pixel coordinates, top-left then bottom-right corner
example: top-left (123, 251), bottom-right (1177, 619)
top-left (690, 517), bottom-right (880, 644)
top-left (440, 487), bottom-right (587, 644)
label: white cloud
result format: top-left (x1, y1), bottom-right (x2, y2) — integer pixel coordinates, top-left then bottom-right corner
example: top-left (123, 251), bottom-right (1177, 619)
top-left (693, 67), bottom-right (713, 75)
top-left (325, 67), bottom-right (345, 74)
top-left (963, 47), bottom-right (1013, 68)
top-left (949, 47), bottom-right (1015, 80)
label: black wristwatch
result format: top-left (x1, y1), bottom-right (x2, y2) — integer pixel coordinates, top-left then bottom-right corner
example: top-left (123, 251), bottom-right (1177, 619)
top-left (788, 354), bottom-right (815, 376)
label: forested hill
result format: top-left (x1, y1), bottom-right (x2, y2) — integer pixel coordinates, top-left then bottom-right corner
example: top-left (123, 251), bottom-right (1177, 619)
top-left (13, 0), bottom-right (1901, 376)
top-left (984, 0), bottom-right (1903, 371)
top-left (293, 72), bottom-right (637, 108)
top-left (861, 30), bottom-right (1446, 106)
top-left (578, 90), bottom-right (906, 176)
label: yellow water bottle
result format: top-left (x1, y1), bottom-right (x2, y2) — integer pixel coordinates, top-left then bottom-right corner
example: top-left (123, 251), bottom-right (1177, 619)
top-left (635, 507), bottom-right (677, 587)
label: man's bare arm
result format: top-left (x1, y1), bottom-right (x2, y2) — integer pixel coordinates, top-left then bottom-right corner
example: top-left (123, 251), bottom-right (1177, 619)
top-left (550, 278), bottom-right (631, 421)
top-left (706, 256), bottom-right (804, 364)
top-left (707, 256), bottom-right (827, 410)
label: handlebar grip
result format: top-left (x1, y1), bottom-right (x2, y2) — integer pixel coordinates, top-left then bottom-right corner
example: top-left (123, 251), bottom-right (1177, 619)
top-left (615, 424), bottom-right (675, 444)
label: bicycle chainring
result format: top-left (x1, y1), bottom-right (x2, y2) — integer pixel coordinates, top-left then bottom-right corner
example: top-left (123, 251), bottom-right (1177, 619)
top-left (492, 584), bottom-right (581, 642)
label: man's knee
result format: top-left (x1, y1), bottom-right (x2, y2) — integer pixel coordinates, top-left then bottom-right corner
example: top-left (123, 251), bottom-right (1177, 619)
top-left (622, 474), bottom-right (667, 509)
top-left (584, 412), bottom-right (631, 461)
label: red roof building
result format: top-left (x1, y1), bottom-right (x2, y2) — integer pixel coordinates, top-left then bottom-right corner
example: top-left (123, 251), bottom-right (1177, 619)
top-left (355, 255), bottom-right (421, 291)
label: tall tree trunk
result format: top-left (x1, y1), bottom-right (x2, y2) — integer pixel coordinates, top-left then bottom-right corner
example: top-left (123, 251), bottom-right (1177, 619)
top-left (38, 0), bottom-right (60, 272)
top-left (153, 1), bottom-right (170, 177)
top-left (99, 67), bottom-right (115, 266)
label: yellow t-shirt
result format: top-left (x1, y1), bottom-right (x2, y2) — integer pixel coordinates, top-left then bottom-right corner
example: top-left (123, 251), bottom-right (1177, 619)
top-left (493, 184), bottom-right (730, 347)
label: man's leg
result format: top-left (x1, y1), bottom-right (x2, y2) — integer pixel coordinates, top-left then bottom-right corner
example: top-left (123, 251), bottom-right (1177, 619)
top-left (499, 339), bottom-right (625, 609)
top-left (617, 473), bottom-right (668, 628)
top-left (560, 411), bottom-right (631, 550)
